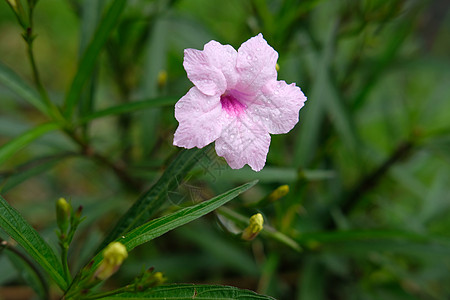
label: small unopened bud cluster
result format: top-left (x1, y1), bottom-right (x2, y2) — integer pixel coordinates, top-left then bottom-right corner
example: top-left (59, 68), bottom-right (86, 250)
top-left (55, 198), bottom-right (83, 241)
top-left (132, 267), bottom-right (166, 291)
top-left (242, 213), bottom-right (264, 241)
top-left (94, 242), bottom-right (128, 280)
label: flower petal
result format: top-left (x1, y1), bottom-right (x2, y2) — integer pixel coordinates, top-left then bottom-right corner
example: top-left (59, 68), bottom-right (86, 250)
top-left (183, 48), bottom-right (227, 96)
top-left (235, 33), bottom-right (278, 94)
top-left (215, 115), bottom-right (270, 171)
top-left (174, 87), bottom-right (224, 148)
top-left (248, 80), bottom-right (307, 134)
top-left (203, 41), bottom-right (238, 89)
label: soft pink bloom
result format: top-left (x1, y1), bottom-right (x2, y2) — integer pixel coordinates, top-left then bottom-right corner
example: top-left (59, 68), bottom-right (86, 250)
top-left (173, 34), bottom-right (306, 171)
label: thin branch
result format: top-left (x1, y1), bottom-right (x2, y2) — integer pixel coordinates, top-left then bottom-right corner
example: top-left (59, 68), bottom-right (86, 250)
top-left (342, 140), bottom-right (415, 215)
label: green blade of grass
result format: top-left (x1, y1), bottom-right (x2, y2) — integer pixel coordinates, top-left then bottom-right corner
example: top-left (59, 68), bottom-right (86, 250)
top-left (0, 62), bottom-right (50, 117)
top-left (64, 0), bottom-right (126, 119)
top-left (1, 152), bottom-right (76, 193)
top-left (79, 97), bottom-right (177, 124)
top-left (78, 181), bottom-right (257, 286)
top-left (0, 195), bottom-right (68, 290)
top-left (0, 122), bottom-right (60, 166)
top-left (105, 284), bottom-right (274, 299)
top-left (97, 147), bottom-right (209, 251)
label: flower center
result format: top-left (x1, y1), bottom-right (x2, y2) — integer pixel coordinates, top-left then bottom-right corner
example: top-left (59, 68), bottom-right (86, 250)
top-left (220, 92), bottom-right (246, 117)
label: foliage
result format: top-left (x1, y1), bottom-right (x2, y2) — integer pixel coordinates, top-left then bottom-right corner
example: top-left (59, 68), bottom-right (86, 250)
top-left (0, 0), bottom-right (449, 299)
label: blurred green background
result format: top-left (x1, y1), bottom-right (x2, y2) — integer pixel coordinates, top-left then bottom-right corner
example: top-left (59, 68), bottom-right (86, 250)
top-left (1, 0), bottom-right (450, 299)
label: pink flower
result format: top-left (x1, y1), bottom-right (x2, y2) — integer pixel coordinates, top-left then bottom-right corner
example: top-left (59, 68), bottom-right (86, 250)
top-left (173, 34), bottom-right (307, 171)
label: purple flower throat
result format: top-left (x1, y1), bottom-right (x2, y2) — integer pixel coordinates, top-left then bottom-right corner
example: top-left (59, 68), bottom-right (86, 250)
top-left (220, 92), bottom-right (246, 117)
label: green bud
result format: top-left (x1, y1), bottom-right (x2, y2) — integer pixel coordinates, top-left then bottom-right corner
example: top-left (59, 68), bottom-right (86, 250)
top-left (56, 197), bottom-right (71, 234)
top-left (267, 185), bottom-right (289, 202)
top-left (157, 70), bottom-right (168, 90)
top-left (242, 213), bottom-right (264, 241)
top-left (95, 242), bottom-right (128, 280)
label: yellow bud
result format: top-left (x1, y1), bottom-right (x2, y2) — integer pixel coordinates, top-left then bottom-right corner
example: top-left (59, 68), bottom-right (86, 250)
top-left (95, 242), bottom-right (128, 280)
top-left (242, 213), bottom-right (264, 241)
top-left (152, 272), bottom-right (165, 285)
top-left (275, 63), bottom-right (280, 72)
top-left (56, 197), bottom-right (71, 233)
top-left (6, 0), bottom-right (17, 8)
top-left (157, 70), bottom-right (168, 89)
top-left (267, 185), bottom-right (289, 202)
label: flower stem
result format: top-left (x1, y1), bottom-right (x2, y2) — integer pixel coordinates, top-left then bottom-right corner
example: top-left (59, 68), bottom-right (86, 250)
top-left (24, 2), bottom-right (65, 123)
top-left (61, 242), bottom-right (71, 283)
top-left (82, 286), bottom-right (132, 300)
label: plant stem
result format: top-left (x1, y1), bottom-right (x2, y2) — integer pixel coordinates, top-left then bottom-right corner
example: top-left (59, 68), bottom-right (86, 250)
top-left (61, 243), bottom-right (71, 283)
top-left (81, 286), bottom-right (131, 300)
top-left (23, 2), bottom-right (66, 124)
top-left (217, 207), bottom-right (302, 252)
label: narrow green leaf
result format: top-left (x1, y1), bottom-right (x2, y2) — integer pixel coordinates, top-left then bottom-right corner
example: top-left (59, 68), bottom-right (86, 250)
top-left (1, 152), bottom-right (75, 193)
top-left (298, 230), bottom-right (450, 257)
top-left (293, 20), bottom-right (338, 167)
top-left (64, 0), bottom-right (126, 118)
top-left (79, 97), bottom-right (177, 124)
top-left (81, 181), bottom-right (257, 283)
top-left (0, 195), bottom-right (68, 290)
top-left (97, 147), bottom-right (210, 251)
top-left (298, 258), bottom-right (326, 300)
top-left (120, 180), bottom-right (257, 251)
top-left (136, 17), bottom-right (170, 155)
top-left (5, 250), bottom-right (48, 299)
top-left (105, 284), bottom-right (274, 299)
top-left (0, 122), bottom-right (60, 166)
top-left (0, 62), bottom-right (50, 116)
top-left (198, 167), bottom-right (335, 183)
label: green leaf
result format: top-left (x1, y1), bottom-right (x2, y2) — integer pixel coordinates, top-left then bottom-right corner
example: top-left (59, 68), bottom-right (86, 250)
top-left (298, 258), bottom-right (326, 300)
top-left (293, 19), bottom-right (338, 167)
top-left (105, 284), bottom-right (274, 299)
top-left (79, 97), bottom-right (177, 124)
top-left (0, 62), bottom-right (50, 116)
top-left (298, 230), bottom-right (450, 258)
top-left (1, 152), bottom-right (75, 193)
top-left (5, 250), bottom-right (48, 299)
top-left (82, 181), bottom-right (257, 281)
top-left (0, 122), bottom-right (60, 166)
top-left (198, 167), bottom-right (335, 183)
top-left (64, 0), bottom-right (126, 119)
top-left (97, 147), bottom-right (211, 251)
top-left (120, 180), bottom-right (257, 251)
top-left (0, 195), bottom-right (68, 290)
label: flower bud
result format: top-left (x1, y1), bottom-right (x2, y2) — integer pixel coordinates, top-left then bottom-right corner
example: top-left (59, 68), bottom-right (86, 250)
top-left (267, 185), bottom-right (289, 202)
top-left (242, 213), bottom-right (264, 241)
top-left (6, 0), bottom-right (17, 8)
top-left (5, 0), bottom-right (28, 29)
top-left (95, 242), bottom-right (128, 280)
top-left (157, 70), bottom-right (168, 90)
top-left (56, 198), bottom-right (71, 233)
